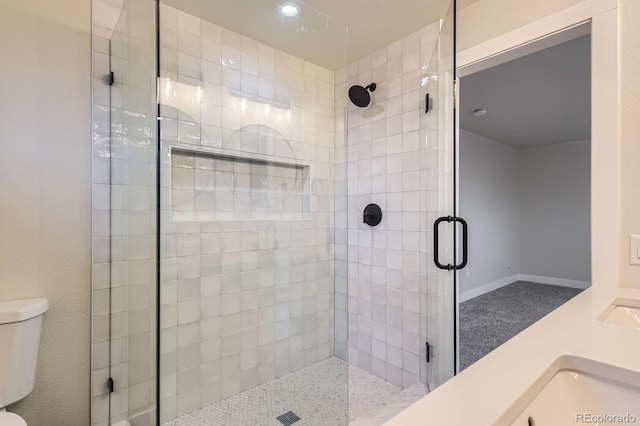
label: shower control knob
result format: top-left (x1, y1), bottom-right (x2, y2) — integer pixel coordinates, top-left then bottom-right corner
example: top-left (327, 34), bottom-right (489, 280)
top-left (363, 204), bottom-right (382, 227)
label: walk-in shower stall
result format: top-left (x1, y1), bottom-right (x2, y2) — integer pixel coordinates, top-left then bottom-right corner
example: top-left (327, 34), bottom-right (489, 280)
top-left (90, 0), bottom-right (457, 424)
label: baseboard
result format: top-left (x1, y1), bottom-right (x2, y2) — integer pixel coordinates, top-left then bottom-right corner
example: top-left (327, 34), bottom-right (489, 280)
top-left (459, 274), bottom-right (520, 302)
top-left (459, 273), bottom-right (591, 302)
top-left (517, 274), bottom-right (591, 290)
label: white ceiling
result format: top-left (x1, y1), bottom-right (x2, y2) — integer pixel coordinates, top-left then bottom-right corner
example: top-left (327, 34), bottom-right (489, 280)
top-left (460, 35), bottom-right (591, 149)
top-left (163, 0), bottom-right (480, 70)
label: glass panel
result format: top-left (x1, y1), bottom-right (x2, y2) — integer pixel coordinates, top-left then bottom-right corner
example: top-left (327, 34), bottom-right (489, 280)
top-left (424, 0), bottom-right (457, 388)
top-left (340, 3), bottom-right (455, 416)
top-left (344, 24), bottom-right (436, 398)
top-left (109, 0), bottom-right (158, 423)
top-left (156, 1), bottom-right (349, 424)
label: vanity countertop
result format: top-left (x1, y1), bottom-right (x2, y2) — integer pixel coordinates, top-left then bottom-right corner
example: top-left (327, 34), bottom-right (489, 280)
top-left (385, 286), bottom-right (640, 425)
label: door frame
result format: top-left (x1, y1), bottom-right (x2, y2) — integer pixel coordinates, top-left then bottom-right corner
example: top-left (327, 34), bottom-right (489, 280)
top-left (454, 0), bottom-right (619, 372)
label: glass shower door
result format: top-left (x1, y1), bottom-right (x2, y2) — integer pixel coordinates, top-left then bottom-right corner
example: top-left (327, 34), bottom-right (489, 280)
top-left (423, 0), bottom-right (457, 387)
top-left (108, 0), bottom-right (158, 424)
top-left (156, 2), bottom-right (349, 424)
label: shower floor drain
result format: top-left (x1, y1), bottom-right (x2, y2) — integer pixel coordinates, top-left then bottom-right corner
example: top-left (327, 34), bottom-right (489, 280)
top-left (276, 411), bottom-right (301, 425)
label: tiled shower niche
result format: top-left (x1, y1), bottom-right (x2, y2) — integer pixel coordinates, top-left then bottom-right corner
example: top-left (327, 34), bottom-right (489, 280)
top-left (171, 148), bottom-right (311, 221)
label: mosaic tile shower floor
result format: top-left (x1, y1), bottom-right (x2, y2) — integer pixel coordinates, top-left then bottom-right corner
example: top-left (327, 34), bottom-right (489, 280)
top-left (163, 357), bottom-right (410, 426)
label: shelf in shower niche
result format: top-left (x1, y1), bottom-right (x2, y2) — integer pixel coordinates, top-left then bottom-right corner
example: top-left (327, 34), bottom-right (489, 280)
top-left (170, 147), bottom-right (311, 222)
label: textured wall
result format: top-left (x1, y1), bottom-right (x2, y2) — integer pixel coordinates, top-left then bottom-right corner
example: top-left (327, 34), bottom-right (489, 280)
top-left (619, 0), bottom-right (640, 288)
top-left (0, 1), bottom-right (91, 425)
top-left (457, 0), bottom-right (588, 51)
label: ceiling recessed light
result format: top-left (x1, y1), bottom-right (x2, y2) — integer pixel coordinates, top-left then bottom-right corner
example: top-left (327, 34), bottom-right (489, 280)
top-left (473, 108), bottom-right (488, 117)
top-left (279, 3), bottom-right (299, 17)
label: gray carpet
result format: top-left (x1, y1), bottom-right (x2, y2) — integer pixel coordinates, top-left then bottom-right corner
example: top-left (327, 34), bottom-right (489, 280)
top-left (459, 281), bottom-right (584, 370)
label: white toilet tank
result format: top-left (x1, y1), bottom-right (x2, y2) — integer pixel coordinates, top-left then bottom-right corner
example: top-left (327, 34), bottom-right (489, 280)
top-left (0, 298), bottom-right (48, 409)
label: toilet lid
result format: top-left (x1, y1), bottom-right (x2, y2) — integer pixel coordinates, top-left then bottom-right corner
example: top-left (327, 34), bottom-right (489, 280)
top-left (0, 412), bottom-right (27, 426)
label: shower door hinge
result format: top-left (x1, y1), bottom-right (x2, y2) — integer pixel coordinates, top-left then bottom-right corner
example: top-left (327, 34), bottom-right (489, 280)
top-left (108, 71), bottom-right (114, 86)
top-left (426, 341), bottom-right (431, 363)
top-left (107, 377), bottom-right (114, 393)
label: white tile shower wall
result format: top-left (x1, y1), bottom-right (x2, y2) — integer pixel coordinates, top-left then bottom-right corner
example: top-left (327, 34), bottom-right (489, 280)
top-left (334, 23), bottom-right (441, 389)
top-left (91, 0), bottom-right (157, 424)
top-left (170, 150), bottom-right (311, 221)
top-left (158, 5), bottom-right (339, 423)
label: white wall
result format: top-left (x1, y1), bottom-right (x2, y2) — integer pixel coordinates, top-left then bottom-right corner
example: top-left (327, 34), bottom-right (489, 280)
top-left (458, 0), bottom-right (640, 288)
top-left (459, 130), bottom-right (591, 300)
top-left (519, 140), bottom-right (591, 281)
top-left (459, 130), bottom-right (520, 295)
top-left (457, 0), bottom-right (589, 51)
top-left (0, 0), bottom-right (91, 424)
top-left (619, 0), bottom-right (640, 288)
